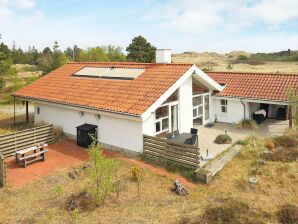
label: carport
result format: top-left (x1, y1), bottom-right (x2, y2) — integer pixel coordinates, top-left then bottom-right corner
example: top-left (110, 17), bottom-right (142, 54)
top-left (248, 100), bottom-right (290, 124)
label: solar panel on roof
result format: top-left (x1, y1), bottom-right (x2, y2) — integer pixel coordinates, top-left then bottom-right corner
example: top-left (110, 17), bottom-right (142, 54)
top-left (73, 67), bottom-right (145, 80)
top-left (74, 67), bottom-right (111, 77)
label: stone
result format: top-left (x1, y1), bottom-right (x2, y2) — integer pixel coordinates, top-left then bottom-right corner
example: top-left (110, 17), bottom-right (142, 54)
top-left (68, 172), bottom-right (76, 180)
top-left (171, 180), bottom-right (189, 196)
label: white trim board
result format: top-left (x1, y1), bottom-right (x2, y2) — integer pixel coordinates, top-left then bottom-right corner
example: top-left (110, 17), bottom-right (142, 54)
top-left (16, 97), bottom-right (142, 122)
top-left (211, 96), bottom-right (289, 105)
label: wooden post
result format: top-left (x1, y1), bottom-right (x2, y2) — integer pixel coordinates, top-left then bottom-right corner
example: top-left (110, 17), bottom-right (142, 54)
top-left (13, 96), bottom-right (16, 126)
top-left (289, 106), bottom-right (293, 129)
top-left (26, 101), bottom-right (29, 123)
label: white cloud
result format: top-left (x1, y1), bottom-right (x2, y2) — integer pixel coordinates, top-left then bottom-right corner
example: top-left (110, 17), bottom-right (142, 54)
top-left (0, 0), bottom-right (37, 17)
top-left (143, 0), bottom-right (298, 33)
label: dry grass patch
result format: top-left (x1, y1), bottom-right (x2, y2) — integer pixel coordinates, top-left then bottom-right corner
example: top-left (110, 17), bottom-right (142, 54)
top-left (236, 119), bottom-right (259, 130)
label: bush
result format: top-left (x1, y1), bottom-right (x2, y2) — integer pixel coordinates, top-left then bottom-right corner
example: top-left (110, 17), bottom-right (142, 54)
top-left (214, 134), bottom-right (232, 144)
top-left (273, 135), bottom-right (298, 148)
top-left (265, 140), bottom-right (275, 150)
top-left (261, 147), bottom-right (298, 162)
top-left (88, 141), bottom-right (118, 206)
top-left (237, 54), bottom-right (249, 60)
top-left (236, 139), bottom-right (248, 146)
top-left (236, 119), bottom-right (258, 130)
top-left (277, 204), bottom-right (298, 224)
top-left (131, 166), bottom-right (141, 196)
top-left (199, 198), bottom-right (264, 224)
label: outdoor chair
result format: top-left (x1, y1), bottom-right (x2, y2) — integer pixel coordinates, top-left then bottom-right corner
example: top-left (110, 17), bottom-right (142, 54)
top-left (184, 134), bottom-right (198, 146)
top-left (190, 128), bottom-right (198, 135)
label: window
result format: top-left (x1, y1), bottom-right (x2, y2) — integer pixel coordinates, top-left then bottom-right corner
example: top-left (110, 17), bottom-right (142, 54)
top-left (155, 106), bottom-right (169, 134)
top-left (37, 107), bottom-right (40, 114)
top-left (155, 106), bottom-right (168, 119)
top-left (193, 95), bottom-right (203, 119)
top-left (221, 99), bottom-right (228, 113)
top-left (193, 96), bottom-right (202, 106)
top-left (163, 90), bottom-right (178, 104)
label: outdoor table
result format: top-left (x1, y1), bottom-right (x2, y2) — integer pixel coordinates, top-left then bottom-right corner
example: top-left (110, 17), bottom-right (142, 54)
top-left (168, 133), bottom-right (192, 144)
top-left (15, 144), bottom-right (48, 167)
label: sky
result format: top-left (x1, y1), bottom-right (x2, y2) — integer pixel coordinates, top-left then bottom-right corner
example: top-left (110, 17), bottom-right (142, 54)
top-left (1, 0), bottom-right (298, 53)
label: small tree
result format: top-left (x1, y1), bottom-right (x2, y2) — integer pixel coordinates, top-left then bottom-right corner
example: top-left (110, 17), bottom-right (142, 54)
top-left (131, 166), bottom-right (141, 196)
top-left (88, 140), bottom-right (118, 206)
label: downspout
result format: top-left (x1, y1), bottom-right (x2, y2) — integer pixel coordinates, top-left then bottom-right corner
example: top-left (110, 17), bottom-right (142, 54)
top-left (240, 98), bottom-right (246, 120)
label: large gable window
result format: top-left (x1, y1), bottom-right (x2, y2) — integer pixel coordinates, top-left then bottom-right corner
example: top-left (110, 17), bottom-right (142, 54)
top-left (221, 99), bottom-right (228, 113)
top-left (193, 95), bottom-right (203, 119)
top-left (154, 90), bottom-right (179, 135)
top-left (155, 106), bottom-right (169, 134)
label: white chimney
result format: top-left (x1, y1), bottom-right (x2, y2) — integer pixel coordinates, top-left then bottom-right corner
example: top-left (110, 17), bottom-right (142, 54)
top-left (156, 49), bottom-right (171, 64)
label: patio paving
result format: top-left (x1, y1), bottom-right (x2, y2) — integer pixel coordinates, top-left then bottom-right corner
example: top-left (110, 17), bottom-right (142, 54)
top-left (5, 139), bottom-right (196, 189)
top-left (6, 139), bottom-right (89, 187)
top-left (197, 119), bottom-right (289, 166)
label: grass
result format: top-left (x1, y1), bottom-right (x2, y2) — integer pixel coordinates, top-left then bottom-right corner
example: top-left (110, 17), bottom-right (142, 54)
top-left (0, 131), bottom-right (297, 223)
top-left (236, 119), bottom-right (259, 130)
top-left (141, 154), bottom-right (196, 181)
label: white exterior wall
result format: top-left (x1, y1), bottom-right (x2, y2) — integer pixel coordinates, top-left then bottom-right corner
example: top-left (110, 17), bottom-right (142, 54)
top-left (142, 113), bottom-right (155, 136)
top-left (178, 76), bottom-right (193, 133)
top-left (34, 103), bottom-right (143, 152)
top-left (211, 98), bottom-right (249, 123)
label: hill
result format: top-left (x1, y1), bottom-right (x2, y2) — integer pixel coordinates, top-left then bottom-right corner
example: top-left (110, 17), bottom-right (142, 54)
top-left (172, 50), bottom-right (298, 74)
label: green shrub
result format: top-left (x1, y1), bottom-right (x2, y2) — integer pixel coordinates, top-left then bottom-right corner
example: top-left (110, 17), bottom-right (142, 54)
top-left (236, 139), bottom-right (249, 146)
top-left (214, 134), bottom-right (232, 144)
top-left (277, 204), bottom-right (298, 224)
top-left (236, 119), bottom-right (258, 130)
top-left (237, 54), bottom-right (249, 60)
top-left (88, 141), bottom-right (118, 206)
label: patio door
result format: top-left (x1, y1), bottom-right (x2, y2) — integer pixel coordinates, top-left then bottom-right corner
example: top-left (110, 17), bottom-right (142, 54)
top-left (171, 104), bottom-right (178, 132)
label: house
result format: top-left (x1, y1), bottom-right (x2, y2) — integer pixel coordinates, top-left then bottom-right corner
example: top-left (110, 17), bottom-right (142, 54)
top-left (13, 49), bottom-right (298, 153)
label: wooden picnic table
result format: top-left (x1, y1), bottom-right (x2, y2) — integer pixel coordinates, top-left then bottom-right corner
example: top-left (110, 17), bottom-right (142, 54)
top-left (15, 144), bottom-right (48, 168)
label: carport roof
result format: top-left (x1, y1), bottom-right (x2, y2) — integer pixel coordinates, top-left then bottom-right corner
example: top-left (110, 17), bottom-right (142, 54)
top-left (207, 72), bottom-right (298, 102)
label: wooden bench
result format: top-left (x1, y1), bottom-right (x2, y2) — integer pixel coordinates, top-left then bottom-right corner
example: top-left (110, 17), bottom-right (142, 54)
top-left (15, 144), bottom-right (48, 168)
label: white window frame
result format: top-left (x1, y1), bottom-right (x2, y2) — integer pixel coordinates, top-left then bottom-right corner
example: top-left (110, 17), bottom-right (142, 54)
top-left (192, 94), bottom-right (203, 120)
top-left (155, 101), bottom-right (179, 135)
top-left (221, 99), bottom-right (228, 113)
top-left (193, 93), bottom-right (211, 123)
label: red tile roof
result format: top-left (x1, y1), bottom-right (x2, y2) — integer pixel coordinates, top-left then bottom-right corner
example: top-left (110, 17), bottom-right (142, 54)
top-left (207, 72), bottom-right (298, 102)
top-left (14, 62), bottom-right (193, 116)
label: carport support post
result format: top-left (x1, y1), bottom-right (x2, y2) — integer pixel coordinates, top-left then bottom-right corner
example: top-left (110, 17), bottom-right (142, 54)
top-left (13, 96), bottom-right (16, 126)
top-left (26, 101), bottom-right (29, 123)
top-left (288, 106), bottom-right (293, 129)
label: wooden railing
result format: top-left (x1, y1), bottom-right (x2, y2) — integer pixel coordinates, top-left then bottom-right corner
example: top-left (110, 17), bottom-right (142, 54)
top-left (0, 152), bottom-right (6, 188)
top-left (143, 135), bottom-right (200, 169)
top-left (0, 125), bottom-right (54, 158)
